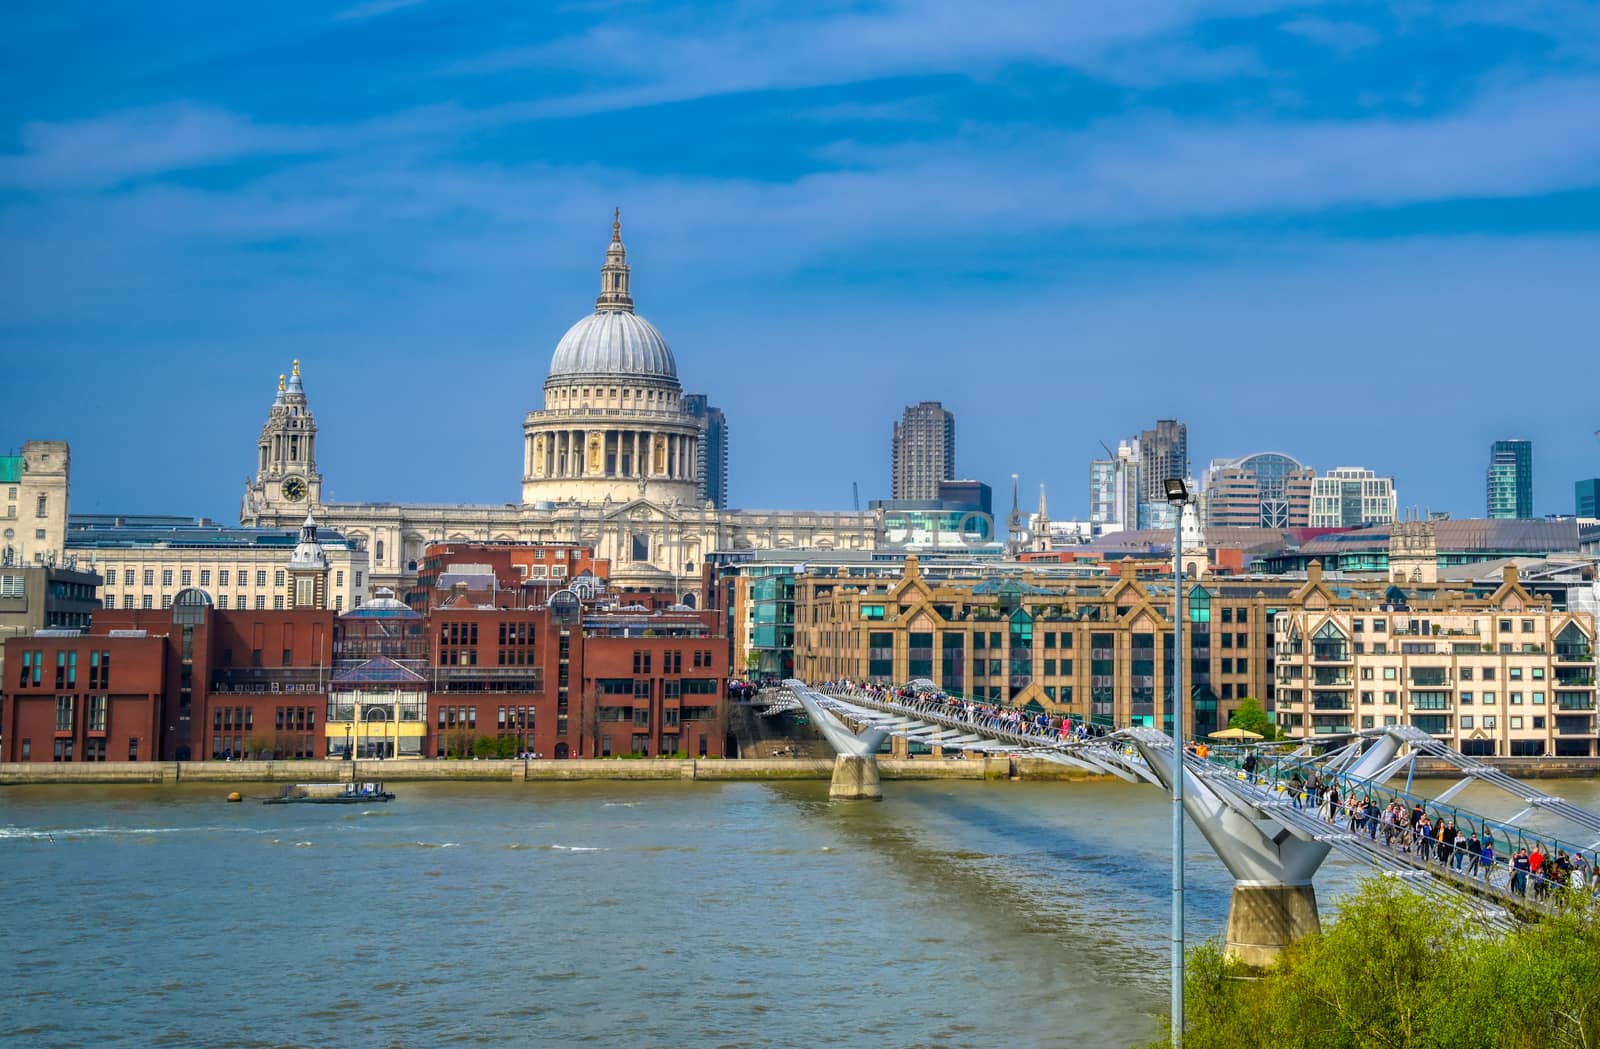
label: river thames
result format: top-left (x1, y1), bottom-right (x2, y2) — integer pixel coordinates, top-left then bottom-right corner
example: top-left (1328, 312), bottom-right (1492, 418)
top-left (6, 777), bottom-right (1599, 1048)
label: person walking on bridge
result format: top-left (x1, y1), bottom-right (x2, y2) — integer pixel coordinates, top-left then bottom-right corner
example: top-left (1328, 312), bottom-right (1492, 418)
top-left (1511, 848), bottom-right (1531, 897)
top-left (1466, 831), bottom-right (1483, 877)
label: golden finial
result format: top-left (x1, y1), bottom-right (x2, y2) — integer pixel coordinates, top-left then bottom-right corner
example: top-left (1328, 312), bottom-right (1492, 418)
top-left (292, 359), bottom-right (301, 377)
top-left (612, 207), bottom-right (621, 242)
top-left (278, 374), bottom-right (286, 391)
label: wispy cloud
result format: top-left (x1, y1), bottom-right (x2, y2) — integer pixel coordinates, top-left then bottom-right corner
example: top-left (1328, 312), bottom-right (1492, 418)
top-left (334, 0), bottom-right (427, 22)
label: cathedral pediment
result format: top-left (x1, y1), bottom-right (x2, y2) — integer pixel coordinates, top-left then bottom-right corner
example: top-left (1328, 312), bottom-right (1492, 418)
top-left (599, 498), bottom-right (682, 523)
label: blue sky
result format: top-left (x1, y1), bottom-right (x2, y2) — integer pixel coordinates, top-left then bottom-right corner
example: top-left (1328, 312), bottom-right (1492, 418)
top-left (4, 0), bottom-right (1599, 521)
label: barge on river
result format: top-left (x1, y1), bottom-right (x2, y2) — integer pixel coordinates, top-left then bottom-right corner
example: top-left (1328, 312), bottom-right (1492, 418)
top-left (263, 782), bottom-right (395, 805)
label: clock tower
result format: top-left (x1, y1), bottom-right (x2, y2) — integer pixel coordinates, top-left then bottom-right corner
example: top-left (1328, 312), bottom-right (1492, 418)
top-left (243, 360), bottom-right (324, 521)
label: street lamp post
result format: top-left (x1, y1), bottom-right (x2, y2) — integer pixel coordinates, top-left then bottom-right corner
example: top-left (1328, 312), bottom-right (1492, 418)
top-left (1164, 476), bottom-right (1190, 1049)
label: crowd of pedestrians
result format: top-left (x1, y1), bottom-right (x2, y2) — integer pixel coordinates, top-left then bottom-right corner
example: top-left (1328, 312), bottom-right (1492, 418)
top-left (1270, 766), bottom-right (1598, 904)
top-left (821, 679), bottom-right (1110, 744)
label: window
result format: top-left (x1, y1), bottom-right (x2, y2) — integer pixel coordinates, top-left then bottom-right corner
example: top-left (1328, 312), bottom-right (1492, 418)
top-left (1532, 691), bottom-right (1545, 705)
top-left (1460, 666), bottom-right (1473, 681)
top-left (1482, 667), bottom-right (1496, 680)
top-left (162, 569), bottom-right (173, 586)
top-left (143, 570), bottom-right (154, 586)
top-left (1484, 691), bottom-right (1496, 704)
top-left (142, 595), bottom-right (153, 609)
top-left (88, 695), bottom-right (107, 731)
top-left (1510, 667), bottom-right (1523, 680)
top-left (1482, 716), bottom-right (1495, 729)
top-left (1460, 691), bottom-right (1473, 704)
top-left (200, 570), bottom-right (210, 585)
top-left (1361, 691), bottom-right (1374, 705)
top-left (56, 695), bottom-right (73, 731)
top-left (123, 569), bottom-right (134, 585)
top-left (181, 570), bottom-right (192, 586)
top-left (1499, 619), bottom-right (1512, 632)
top-left (36, 494), bottom-right (47, 517)
top-left (1360, 667), bottom-right (1373, 680)
top-left (1383, 691), bottom-right (1397, 705)
top-left (219, 570), bottom-right (230, 586)
top-left (255, 595), bottom-right (266, 610)
top-left (1510, 692), bottom-right (1523, 705)
top-left (1460, 716), bottom-right (1473, 729)
top-left (336, 570), bottom-right (344, 586)
top-left (256, 571), bottom-right (267, 586)
top-left (1383, 667), bottom-right (1396, 680)
top-left (1521, 619), bottom-right (1534, 633)
top-left (1510, 716), bottom-right (1523, 729)
top-left (274, 570), bottom-right (285, 586)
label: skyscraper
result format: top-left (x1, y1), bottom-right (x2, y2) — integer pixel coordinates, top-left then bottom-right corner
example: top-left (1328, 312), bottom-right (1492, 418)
top-left (1089, 439), bottom-right (1140, 534)
top-left (1576, 478), bottom-right (1599, 519)
top-left (1487, 439), bottom-right (1533, 519)
top-left (891, 401), bottom-right (955, 500)
top-left (1201, 452), bottom-right (1315, 528)
top-left (683, 393), bottom-right (729, 508)
top-left (1135, 419), bottom-right (1187, 529)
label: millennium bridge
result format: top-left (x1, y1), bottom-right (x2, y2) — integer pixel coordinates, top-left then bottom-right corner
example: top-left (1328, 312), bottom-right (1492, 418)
top-left (756, 679), bottom-right (1600, 965)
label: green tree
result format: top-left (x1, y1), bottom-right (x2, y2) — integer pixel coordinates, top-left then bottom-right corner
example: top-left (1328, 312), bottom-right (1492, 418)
top-left (1228, 697), bottom-right (1281, 740)
top-left (1140, 879), bottom-right (1600, 1049)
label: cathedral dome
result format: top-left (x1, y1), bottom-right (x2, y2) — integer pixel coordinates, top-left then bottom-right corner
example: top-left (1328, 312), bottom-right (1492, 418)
top-left (545, 210), bottom-right (680, 387)
top-left (548, 309), bottom-right (678, 384)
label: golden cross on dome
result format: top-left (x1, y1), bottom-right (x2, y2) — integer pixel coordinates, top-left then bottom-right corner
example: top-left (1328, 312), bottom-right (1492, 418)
top-left (612, 207), bottom-right (621, 242)
top-left (278, 374), bottom-right (286, 391)
top-left (292, 359), bottom-right (301, 376)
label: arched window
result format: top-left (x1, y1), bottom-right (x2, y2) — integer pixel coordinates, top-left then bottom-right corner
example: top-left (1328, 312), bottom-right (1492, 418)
top-left (1188, 586), bottom-right (1211, 623)
top-left (375, 540), bottom-right (385, 563)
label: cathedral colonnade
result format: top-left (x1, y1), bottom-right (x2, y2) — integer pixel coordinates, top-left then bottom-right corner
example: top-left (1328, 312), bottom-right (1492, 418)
top-left (525, 427), bottom-right (699, 482)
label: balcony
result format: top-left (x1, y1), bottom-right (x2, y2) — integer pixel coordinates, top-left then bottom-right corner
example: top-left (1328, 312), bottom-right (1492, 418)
top-left (1310, 643), bottom-right (1350, 664)
top-left (432, 666), bottom-right (545, 694)
top-left (1556, 695), bottom-right (1597, 712)
top-left (1555, 715), bottom-right (1596, 737)
top-left (1312, 692), bottom-right (1352, 712)
top-left (1554, 644), bottom-right (1594, 664)
top-left (1554, 669), bottom-right (1595, 688)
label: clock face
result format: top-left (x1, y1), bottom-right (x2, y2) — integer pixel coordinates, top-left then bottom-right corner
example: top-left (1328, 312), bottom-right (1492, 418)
top-left (282, 476), bottom-right (307, 502)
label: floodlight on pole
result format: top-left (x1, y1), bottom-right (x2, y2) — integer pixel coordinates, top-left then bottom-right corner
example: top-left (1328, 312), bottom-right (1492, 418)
top-left (1164, 475), bottom-right (1188, 1048)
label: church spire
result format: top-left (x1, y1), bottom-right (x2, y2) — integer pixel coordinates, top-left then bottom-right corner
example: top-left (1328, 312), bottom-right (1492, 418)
top-left (596, 207), bottom-right (634, 312)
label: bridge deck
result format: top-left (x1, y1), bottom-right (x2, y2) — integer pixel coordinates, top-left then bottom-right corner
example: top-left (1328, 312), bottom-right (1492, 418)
top-left (780, 683), bottom-right (1598, 925)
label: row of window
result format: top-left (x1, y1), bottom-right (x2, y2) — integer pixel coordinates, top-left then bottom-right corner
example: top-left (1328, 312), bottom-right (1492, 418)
top-left (1284, 689), bottom-right (1559, 706)
top-left (16, 650), bottom-right (114, 690)
top-left (104, 593), bottom-right (348, 611)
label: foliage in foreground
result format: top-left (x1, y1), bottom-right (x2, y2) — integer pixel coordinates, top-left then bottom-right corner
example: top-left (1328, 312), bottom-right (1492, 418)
top-left (1142, 879), bottom-right (1600, 1049)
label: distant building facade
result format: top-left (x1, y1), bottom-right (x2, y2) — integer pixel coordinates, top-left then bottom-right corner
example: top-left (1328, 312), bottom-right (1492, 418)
top-left (1201, 453), bottom-right (1314, 529)
top-left (1089, 439), bottom-right (1140, 535)
top-left (1487, 439), bottom-right (1534, 519)
top-left (1, 441), bottom-right (70, 567)
top-left (1579, 478), bottom-right (1600, 519)
top-left (891, 401), bottom-right (956, 500)
top-left (683, 393), bottom-right (729, 509)
top-left (1137, 420), bottom-right (1188, 528)
top-left (67, 514), bottom-right (367, 614)
top-left (1308, 467), bottom-right (1397, 528)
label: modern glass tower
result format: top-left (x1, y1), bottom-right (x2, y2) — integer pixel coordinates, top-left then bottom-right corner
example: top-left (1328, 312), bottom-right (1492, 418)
top-left (1577, 478), bottom-right (1600, 518)
top-left (1486, 439), bottom-right (1533, 519)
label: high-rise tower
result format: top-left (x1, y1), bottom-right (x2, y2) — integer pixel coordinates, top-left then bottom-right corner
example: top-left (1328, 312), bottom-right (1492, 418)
top-left (683, 393), bottom-right (729, 508)
top-left (1487, 439), bottom-right (1533, 519)
top-left (891, 401), bottom-right (955, 500)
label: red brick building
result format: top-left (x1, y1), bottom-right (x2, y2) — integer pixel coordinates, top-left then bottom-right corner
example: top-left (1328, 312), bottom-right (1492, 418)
top-left (3, 588), bottom-right (730, 762)
top-left (95, 598), bottom-right (335, 760)
top-left (580, 608), bottom-right (729, 758)
top-left (2, 632), bottom-right (168, 761)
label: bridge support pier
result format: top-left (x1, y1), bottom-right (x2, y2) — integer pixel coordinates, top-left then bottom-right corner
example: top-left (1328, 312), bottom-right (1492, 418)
top-left (829, 754), bottom-right (882, 801)
top-left (1225, 883), bottom-right (1319, 967)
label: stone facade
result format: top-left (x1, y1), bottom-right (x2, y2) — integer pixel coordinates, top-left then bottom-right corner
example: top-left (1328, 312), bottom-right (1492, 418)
top-left (1, 441), bottom-right (70, 567)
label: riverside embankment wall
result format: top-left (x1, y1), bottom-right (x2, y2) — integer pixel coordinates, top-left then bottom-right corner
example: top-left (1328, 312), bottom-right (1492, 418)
top-left (3, 755), bottom-right (1594, 787)
top-left (0, 756), bottom-right (1073, 786)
